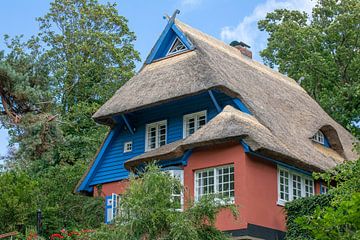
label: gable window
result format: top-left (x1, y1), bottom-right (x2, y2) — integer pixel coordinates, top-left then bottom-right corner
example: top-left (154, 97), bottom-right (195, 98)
top-left (167, 37), bottom-right (187, 56)
top-left (195, 165), bottom-right (235, 203)
top-left (312, 130), bottom-right (325, 144)
top-left (277, 167), bottom-right (314, 205)
top-left (165, 169), bottom-right (184, 211)
top-left (145, 120), bottom-right (167, 151)
top-left (124, 141), bottom-right (133, 153)
top-left (183, 110), bottom-right (207, 138)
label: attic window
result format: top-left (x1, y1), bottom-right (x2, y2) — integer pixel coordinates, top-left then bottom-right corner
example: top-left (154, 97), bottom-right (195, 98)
top-left (312, 130), bottom-right (325, 145)
top-left (167, 37), bottom-right (187, 56)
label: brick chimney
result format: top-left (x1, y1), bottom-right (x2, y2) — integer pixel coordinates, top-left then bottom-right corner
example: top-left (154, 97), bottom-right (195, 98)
top-left (230, 41), bottom-right (252, 59)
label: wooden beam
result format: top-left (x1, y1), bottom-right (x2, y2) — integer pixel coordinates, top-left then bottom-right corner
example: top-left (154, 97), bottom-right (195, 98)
top-left (121, 114), bottom-right (135, 135)
top-left (208, 90), bottom-right (221, 113)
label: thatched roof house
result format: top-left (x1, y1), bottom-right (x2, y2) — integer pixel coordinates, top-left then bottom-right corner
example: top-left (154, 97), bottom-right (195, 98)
top-left (92, 19), bottom-right (357, 173)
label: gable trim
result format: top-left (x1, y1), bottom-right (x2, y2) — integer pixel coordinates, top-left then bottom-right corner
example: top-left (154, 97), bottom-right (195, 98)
top-left (145, 15), bottom-right (194, 64)
top-left (76, 126), bottom-right (120, 193)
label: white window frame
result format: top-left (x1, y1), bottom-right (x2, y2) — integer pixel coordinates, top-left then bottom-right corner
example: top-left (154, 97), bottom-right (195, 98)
top-left (277, 166), bottom-right (314, 206)
top-left (106, 193), bottom-right (121, 223)
top-left (145, 120), bottom-right (167, 152)
top-left (312, 130), bottom-right (325, 144)
top-left (167, 37), bottom-right (187, 56)
top-left (165, 169), bottom-right (184, 211)
top-left (124, 141), bottom-right (133, 153)
top-left (183, 110), bottom-right (207, 138)
top-left (194, 164), bottom-right (235, 204)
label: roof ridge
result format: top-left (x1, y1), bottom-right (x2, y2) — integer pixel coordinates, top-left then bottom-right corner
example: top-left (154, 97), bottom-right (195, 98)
top-left (174, 19), bottom-right (306, 93)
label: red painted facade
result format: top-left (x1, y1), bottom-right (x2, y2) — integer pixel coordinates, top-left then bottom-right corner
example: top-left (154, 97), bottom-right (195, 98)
top-left (95, 142), bottom-right (321, 233)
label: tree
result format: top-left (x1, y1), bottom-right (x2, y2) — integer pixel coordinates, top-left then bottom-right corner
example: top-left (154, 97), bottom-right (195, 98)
top-left (0, 0), bottom-right (139, 234)
top-left (0, 171), bottom-right (39, 233)
top-left (93, 164), bottom-right (238, 240)
top-left (285, 158), bottom-right (360, 240)
top-left (258, 0), bottom-right (360, 137)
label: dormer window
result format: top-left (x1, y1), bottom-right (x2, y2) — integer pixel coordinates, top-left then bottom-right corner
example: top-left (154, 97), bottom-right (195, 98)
top-left (312, 130), bottom-right (325, 145)
top-left (167, 37), bottom-right (187, 56)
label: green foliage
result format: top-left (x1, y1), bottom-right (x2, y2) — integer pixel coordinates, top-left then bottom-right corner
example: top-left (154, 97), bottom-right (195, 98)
top-left (285, 194), bottom-right (333, 240)
top-left (0, 0), bottom-right (139, 235)
top-left (258, 0), bottom-right (360, 137)
top-left (0, 171), bottom-right (39, 232)
top-left (93, 164), bottom-right (237, 240)
top-left (285, 159), bottom-right (360, 239)
top-left (0, 163), bottom-right (104, 236)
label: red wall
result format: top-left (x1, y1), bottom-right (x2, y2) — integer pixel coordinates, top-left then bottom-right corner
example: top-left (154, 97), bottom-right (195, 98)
top-left (95, 142), bottom-right (321, 233)
top-left (93, 179), bottom-right (129, 197)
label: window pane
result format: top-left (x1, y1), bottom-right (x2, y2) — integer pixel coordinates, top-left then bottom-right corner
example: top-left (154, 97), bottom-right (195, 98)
top-left (292, 174), bottom-right (302, 200)
top-left (304, 179), bottom-right (314, 197)
top-left (279, 169), bottom-right (290, 201)
top-left (216, 165), bottom-right (235, 201)
top-left (195, 169), bottom-right (215, 200)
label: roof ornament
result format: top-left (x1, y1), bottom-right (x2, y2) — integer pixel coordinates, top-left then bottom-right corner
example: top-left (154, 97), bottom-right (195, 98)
top-left (163, 9), bottom-right (180, 22)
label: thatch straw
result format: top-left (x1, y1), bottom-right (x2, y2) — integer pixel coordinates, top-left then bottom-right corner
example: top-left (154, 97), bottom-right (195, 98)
top-left (93, 19), bottom-right (357, 172)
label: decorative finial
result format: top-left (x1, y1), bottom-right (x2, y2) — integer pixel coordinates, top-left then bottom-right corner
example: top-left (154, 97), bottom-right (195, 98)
top-left (170, 9), bottom-right (180, 21)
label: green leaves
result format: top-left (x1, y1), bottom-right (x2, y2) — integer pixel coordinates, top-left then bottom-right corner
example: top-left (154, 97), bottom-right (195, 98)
top-left (258, 0), bottom-right (360, 137)
top-left (0, 0), bottom-right (139, 235)
top-left (94, 164), bottom-right (235, 240)
top-left (285, 158), bottom-right (360, 239)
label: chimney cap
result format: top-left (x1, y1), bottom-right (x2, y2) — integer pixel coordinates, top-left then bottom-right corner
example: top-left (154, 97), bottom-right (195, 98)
top-left (230, 40), bottom-right (251, 49)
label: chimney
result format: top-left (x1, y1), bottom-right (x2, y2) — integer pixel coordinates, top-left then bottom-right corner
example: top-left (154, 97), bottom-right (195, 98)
top-left (230, 41), bottom-right (252, 59)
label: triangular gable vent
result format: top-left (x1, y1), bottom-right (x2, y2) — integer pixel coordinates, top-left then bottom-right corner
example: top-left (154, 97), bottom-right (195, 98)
top-left (145, 10), bottom-right (194, 64)
top-left (167, 37), bottom-right (187, 55)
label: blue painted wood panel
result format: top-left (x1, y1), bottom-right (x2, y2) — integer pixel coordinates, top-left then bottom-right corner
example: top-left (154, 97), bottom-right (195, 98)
top-left (88, 91), bottom-right (240, 187)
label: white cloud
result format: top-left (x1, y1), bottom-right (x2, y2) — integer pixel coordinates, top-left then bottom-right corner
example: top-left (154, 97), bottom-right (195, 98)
top-left (220, 0), bottom-right (315, 60)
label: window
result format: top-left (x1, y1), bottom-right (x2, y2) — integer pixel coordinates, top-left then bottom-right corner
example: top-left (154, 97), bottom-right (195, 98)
top-left (167, 37), bottom-right (187, 55)
top-left (312, 130), bottom-right (325, 144)
top-left (105, 193), bottom-right (121, 224)
top-left (183, 110), bottom-right (207, 138)
top-left (145, 120), bottom-right (167, 151)
top-left (320, 184), bottom-right (328, 194)
top-left (165, 169), bottom-right (184, 211)
top-left (195, 165), bottom-right (235, 203)
top-left (124, 141), bottom-right (132, 153)
top-left (277, 167), bottom-right (314, 205)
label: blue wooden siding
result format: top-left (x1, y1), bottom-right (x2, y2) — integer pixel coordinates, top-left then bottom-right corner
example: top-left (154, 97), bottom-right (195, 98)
top-left (86, 90), bottom-right (241, 188)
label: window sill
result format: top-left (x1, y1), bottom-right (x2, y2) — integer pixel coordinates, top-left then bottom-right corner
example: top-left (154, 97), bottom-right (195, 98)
top-left (276, 200), bottom-right (286, 207)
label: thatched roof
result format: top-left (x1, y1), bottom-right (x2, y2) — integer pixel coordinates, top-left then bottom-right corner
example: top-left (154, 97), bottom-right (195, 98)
top-left (125, 106), bottom-right (349, 171)
top-left (94, 19), bottom-right (357, 171)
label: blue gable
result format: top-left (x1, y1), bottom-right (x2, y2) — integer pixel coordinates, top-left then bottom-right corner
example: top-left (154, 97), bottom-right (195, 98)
top-left (145, 10), bottom-right (194, 64)
top-left (77, 90), bottom-right (252, 193)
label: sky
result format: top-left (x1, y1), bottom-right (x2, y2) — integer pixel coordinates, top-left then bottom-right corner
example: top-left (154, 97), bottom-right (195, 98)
top-left (0, 0), bottom-right (316, 157)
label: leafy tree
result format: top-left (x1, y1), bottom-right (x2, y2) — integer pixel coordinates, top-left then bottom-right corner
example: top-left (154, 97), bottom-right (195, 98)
top-left (93, 164), bottom-right (238, 240)
top-left (0, 171), bottom-right (39, 233)
top-left (258, 0), bottom-right (360, 137)
top-left (285, 158), bottom-right (360, 239)
top-left (0, 0), bottom-right (139, 234)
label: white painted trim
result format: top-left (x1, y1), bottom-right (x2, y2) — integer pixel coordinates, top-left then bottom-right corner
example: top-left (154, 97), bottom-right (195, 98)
top-left (277, 165), bottom-right (314, 206)
top-left (312, 130), bottom-right (325, 144)
top-left (123, 141), bottom-right (133, 153)
top-left (183, 110), bottom-right (207, 139)
top-left (166, 169), bottom-right (184, 211)
top-left (145, 120), bottom-right (167, 152)
top-left (194, 164), bottom-right (235, 204)
top-left (166, 37), bottom-right (188, 56)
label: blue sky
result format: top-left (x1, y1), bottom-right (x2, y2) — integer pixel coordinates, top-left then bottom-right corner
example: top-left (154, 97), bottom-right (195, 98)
top-left (0, 0), bottom-right (315, 157)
